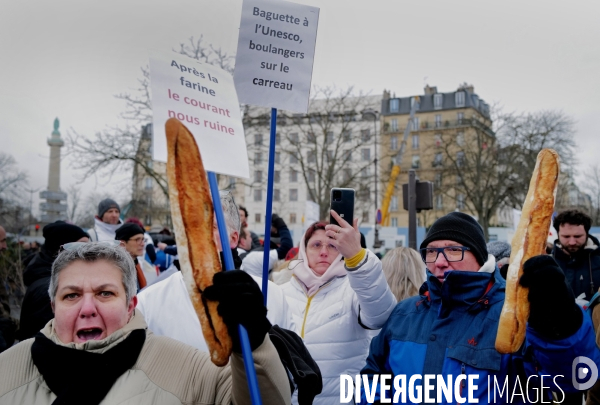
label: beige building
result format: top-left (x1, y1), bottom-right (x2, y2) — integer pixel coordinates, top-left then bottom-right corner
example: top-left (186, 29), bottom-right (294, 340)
top-left (379, 84), bottom-right (493, 228)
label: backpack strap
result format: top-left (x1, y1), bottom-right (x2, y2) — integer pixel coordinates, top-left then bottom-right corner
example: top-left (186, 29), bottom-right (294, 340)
top-left (87, 228), bottom-right (98, 242)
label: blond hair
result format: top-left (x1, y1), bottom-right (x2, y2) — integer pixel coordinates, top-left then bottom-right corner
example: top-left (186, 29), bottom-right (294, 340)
top-left (381, 247), bottom-right (426, 302)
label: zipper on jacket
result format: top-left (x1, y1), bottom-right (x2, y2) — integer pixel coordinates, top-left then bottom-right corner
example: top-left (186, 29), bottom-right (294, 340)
top-left (300, 295), bottom-right (314, 339)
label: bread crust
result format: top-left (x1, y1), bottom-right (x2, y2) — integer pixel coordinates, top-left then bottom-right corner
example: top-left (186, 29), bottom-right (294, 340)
top-left (495, 149), bottom-right (560, 353)
top-left (165, 118), bottom-right (232, 366)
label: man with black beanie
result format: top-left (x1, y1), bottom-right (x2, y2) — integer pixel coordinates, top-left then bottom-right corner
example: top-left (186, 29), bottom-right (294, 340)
top-left (115, 223), bottom-right (149, 290)
top-left (18, 221), bottom-right (89, 341)
top-left (359, 212), bottom-right (600, 404)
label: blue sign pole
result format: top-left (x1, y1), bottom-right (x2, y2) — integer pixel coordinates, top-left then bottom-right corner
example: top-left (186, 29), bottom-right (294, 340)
top-left (208, 171), bottom-right (263, 405)
top-left (260, 108), bottom-right (277, 306)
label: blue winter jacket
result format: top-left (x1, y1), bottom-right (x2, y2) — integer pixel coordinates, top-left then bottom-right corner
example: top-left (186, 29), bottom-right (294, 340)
top-left (358, 267), bottom-right (600, 404)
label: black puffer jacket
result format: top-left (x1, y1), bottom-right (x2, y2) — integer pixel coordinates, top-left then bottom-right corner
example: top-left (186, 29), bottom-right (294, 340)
top-left (552, 234), bottom-right (600, 302)
top-left (17, 250), bottom-right (55, 341)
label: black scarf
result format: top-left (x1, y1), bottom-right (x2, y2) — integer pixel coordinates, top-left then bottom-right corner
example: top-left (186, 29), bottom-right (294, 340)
top-left (31, 329), bottom-right (146, 405)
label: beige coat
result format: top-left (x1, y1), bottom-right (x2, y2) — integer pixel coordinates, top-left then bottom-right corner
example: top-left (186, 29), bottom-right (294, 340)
top-left (0, 311), bottom-right (290, 405)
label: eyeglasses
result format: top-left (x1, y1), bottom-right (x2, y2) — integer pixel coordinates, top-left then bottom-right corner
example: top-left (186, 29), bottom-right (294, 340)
top-left (420, 246), bottom-right (470, 263)
top-left (128, 236), bottom-right (145, 244)
top-left (60, 240), bottom-right (121, 252)
top-left (307, 240), bottom-right (338, 253)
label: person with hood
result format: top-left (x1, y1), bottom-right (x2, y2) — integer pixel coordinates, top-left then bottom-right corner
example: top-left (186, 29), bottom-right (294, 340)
top-left (17, 221), bottom-right (89, 341)
top-left (281, 211), bottom-right (396, 404)
top-left (87, 198), bottom-right (123, 242)
top-left (358, 212), bottom-right (600, 404)
top-left (551, 209), bottom-right (600, 304)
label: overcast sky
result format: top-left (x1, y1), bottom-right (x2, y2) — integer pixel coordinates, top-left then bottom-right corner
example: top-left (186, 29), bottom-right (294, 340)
top-left (1, 0), bottom-right (598, 217)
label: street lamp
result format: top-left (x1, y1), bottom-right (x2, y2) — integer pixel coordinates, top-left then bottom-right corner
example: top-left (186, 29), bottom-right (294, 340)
top-left (362, 109), bottom-right (383, 249)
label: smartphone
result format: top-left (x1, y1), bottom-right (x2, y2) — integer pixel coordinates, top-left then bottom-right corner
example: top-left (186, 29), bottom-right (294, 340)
top-left (330, 188), bottom-right (355, 227)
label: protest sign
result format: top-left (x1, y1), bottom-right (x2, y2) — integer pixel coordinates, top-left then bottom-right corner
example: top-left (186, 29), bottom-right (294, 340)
top-left (150, 52), bottom-right (249, 179)
top-left (233, 0), bottom-right (319, 113)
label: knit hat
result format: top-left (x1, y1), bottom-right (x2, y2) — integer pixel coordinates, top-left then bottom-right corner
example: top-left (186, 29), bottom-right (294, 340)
top-left (42, 221), bottom-right (90, 257)
top-left (114, 223), bottom-right (145, 241)
top-left (420, 212), bottom-right (487, 266)
top-left (487, 241), bottom-right (511, 262)
top-left (98, 198), bottom-right (120, 218)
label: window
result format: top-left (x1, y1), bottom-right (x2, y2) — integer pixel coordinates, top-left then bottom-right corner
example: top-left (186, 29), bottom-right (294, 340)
top-left (275, 152), bottom-right (280, 164)
top-left (273, 189), bottom-right (280, 201)
top-left (326, 132), bottom-right (334, 145)
top-left (412, 134), bottom-right (419, 149)
top-left (455, 92), bottom-right (465, 107)
top-left (391, 217), bottom-right (398, 227)
top-left (457, 132), bottom-right (464, 146)
top-left (275, 133), bottom-right (280, 145)
top-left (361, 129), bottom-right (371, 142)
top-left (343, 169), bottom-right (352, 182)
top-left (457, 112), bottom-right (464, 123)
top-left (457, 151), bottom-right (465, 167)
top-left (147, 160), bottom-right (153, 169)
top-left (390, 119), bottom-right (398, 132)
top-left (145, 215), bottom-right (152, 226)
top-left (362, 211), bottom-right (369, 222)
top-left (435, 114), bottom-right (442, 128)
top-left (434, 94), bottom-right (443, 109)
top-left (146, 195), bottom-right (152, 208)
top-left (290, 132), bottom-right (299, 145)
top-left (434, 153), bottom-right (443, 167)
top-left (343, 130), bottom-right (352, 142)
top-left (255, 213), bottom-right (261, 223)
top-left (307, 150), bottom-right (316, 163)
top-left (389, 99), bottom-right (399, 112)
top-left (290, 189), bottom-right (298, 201)
top-left (308, 169), bottom-right (316, 182)
top-left (361, 166), bottom-right (371, 179)
top-left (253, 189), bottom-right (262, 202)
top-left (359, 186), bottom-right (370, 201)
top-left (434, 134), bottom-right (442, 147)
top-left (310, 114), bottom-right (321, 124)
top-left (274, 170), bottom-right (280, 183)
top-left (289, 213), bottom-right (297, 224)
top-left (289, 152), bottom-right (298, 164)
top-left (411, 155), bottom-right (420, 169)
top-left (456, 174), bottom-right (463, 185)
top-left (254, 170), bottom-right (262, 183)
top-left (436, 195), bottom-right (443, 210)
top-left (307, 132), bottom-right (316, 143)
top-left (344, 150), bottom-right (352, 162)
top-left (145, 177), bottom-right (152, 189)
top-left (343, 113), bottom-right (355, 122)
top-left (254, 152), bottom-right (262, 165)
top-left (412, 117), bottom-right (420, 131)
top-left (229, 176), bottom-right (236, 187)
top-left (326, 150), bottom-right (333, 163)
top-left (391, 196), bottom-right (398, 212)
top-left (255, 134), bottom-right (263, 146)
top-left (289, 169), bottom-right (298, 182)
top-left (391, 136), bottom-right (398, 151)
top-left (166, 214), bottom-right (172, 227)
top-left (457, 194), bottom-right (465, 209)
top-left (435, 173), bottom-right (442, 187)
top-left (361, 149), bottom-right (371, 161)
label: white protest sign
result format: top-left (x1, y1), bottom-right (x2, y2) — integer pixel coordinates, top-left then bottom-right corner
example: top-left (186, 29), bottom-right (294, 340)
top-left (233, 0), bottom-right (319, 113)
top-left (150, 52), bottom-right (249, 178)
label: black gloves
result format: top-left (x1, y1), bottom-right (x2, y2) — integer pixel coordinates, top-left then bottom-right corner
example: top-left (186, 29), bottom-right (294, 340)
top-left (272, 213), bottom-right (286, 230)
top-left (203, 270), bottom-right (271, 352)
top-left (520, 255), bottom-right (583, 339)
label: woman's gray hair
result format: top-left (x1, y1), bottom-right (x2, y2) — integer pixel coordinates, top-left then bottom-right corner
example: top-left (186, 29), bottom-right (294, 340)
top-left (220, 190), bottom-right (241, 235)
top-left (381, 247), bottom-right (427, 302)
top-left (48, 243), bottom-right (137, 305)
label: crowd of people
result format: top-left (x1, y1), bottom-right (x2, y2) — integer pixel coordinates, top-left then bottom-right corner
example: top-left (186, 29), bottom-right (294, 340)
top-left (1, 195), bottom-right (600, 404)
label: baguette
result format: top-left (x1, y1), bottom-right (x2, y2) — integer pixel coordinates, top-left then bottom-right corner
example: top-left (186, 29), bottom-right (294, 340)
top-left (495, 149), bottom-right (560, 353)
top-left (165, 117), bottom-right (233, 366)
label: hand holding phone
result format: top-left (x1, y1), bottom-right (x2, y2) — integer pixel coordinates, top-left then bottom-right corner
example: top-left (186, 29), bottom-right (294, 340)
top-left (329, 188), bottom-right (354, 227)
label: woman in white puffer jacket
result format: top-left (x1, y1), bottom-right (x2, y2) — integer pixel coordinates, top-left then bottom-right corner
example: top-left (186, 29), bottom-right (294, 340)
top-left (281, 211), bottom-right (397, 405)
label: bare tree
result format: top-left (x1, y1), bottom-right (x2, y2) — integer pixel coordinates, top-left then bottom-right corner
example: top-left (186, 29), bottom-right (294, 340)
top-left (583, 165), bottom-right (600, 225)
top-left (437, 109), bottom-right (577, 239)
top-left (68, 36), bottom-right (234, 199)
top-left (0, 153), bottom-right (28, 202)
top-left (244, 87), bottom-right (384, 220)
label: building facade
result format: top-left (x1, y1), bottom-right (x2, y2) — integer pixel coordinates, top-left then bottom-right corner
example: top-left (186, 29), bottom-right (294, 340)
top-left (234, 94), bottom-right (382, 243)
top-left (380, 84), bottom-right (493, 228)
